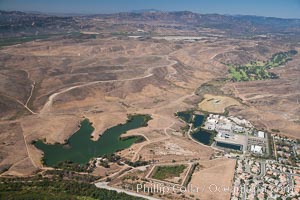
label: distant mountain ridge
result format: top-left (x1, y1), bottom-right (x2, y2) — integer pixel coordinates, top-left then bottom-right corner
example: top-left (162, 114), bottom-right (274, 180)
top-left (96, 11), bottom-right (300, 33)
top-left (131, 9), bottom-right (161, 13)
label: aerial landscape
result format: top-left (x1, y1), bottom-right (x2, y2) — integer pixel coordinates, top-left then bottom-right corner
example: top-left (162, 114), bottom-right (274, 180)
top-left (1, 0), bottom-right (300, 199)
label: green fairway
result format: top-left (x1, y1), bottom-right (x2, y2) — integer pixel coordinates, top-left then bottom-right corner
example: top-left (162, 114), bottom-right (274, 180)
top-left (228, 50), bottom-right (297, 82)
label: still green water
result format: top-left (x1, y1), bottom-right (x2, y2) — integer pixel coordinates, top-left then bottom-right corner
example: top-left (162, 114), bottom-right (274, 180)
top-left (192, 129), bottom-right (213, 145)
top-left (34, 115), bottom-right (151, 166)
top-left (177, 111), bottom-right (193, 123)
top-left (193, 114), bottom-right (205, 128)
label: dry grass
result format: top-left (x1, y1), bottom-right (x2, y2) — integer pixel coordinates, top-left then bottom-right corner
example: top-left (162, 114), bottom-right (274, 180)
top-left (198, 94), bottom-right (240, 113)
top-left (188, 158), bottom-right (236, 200)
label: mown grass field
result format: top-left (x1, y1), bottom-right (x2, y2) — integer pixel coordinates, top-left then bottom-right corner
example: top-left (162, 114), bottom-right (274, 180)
top-left (152, 165), bottom-right (186, 180)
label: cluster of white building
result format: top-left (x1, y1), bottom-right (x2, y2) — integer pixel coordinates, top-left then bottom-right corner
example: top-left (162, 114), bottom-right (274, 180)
top-left (203, 114), bottom-right (268, 155)
top-left (250, 145), bottom-right (263, 154)
top-left (204, 114), bottom-right (254, 139)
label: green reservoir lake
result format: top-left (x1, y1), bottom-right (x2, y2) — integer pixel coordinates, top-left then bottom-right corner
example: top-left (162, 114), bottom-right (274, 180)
top-left (34, 114), bottom-right (151, 166)
top-left (177, 111), bottom-right (212, 145)
top-left (177, 111), bottom-right (193, 123)
top-left (216, 141), bottom-right (242, 151)
top-left (193, 114), bottom-right (205, 128)
top-left (192, 129), bottom-right (214, 145)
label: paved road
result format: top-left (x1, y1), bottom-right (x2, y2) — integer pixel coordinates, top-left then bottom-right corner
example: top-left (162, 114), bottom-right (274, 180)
top-left (95, 182), bottom-right (161, 200)
top-left (257, 160), bottom-right (266, 179)
top-left (241, 183), bottom-right (246, 200)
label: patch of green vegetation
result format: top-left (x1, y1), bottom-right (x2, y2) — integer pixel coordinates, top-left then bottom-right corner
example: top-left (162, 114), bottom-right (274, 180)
top-left (152, 165), bottom-right (186, 180)
top-left (127, 114), bottom-right (152, 127)
top-left (271, 129), bottom-right (280, 133)
top-left (121, 135), bottom-right (146, 143)
top-left (208, 130), bottom-right (218, 145)
top-left (125, 160), bottom-right (150, 167)
top-left (0, 35), bottom-right (51, 47)
top-left (43, 169), bottom-right (99, 182)
top-left (0, 32), bottom-right (84, 48)
top-left (180, 124), bottom-right (190, 134)
top-left (55, 161), bottom-right (93, 173)
top-left (228, 50), bottom-right (297, 82)
top-left (0, 178), bottom-right (144, 200)
top-left (195, 79), bottom-right (226, 97)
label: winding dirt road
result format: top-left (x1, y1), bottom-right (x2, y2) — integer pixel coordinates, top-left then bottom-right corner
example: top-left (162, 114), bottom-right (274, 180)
top-left (40, 55), bottom-right (178, 114)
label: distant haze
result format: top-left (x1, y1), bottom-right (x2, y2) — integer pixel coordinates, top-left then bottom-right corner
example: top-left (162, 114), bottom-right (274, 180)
top-left (1, 0), bottom-right (300, 19)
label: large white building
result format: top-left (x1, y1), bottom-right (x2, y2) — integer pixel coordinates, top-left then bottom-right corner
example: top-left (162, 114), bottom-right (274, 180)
top-left (251, 145), bottom-right (263, 154)
top-left (257, 131), bottom-right (265, 138)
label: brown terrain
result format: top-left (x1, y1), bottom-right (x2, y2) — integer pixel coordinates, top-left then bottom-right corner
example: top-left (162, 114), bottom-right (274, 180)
top-left (0, 10), bottom-right (300, 200)
top-left (188, 158), bottom-right (236, 200)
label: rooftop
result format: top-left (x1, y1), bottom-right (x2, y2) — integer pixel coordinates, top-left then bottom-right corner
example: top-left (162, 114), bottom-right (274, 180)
top-left (258, 131), bottom-right (265, 138)
top-left (251, 145), bottom-right (263, 154)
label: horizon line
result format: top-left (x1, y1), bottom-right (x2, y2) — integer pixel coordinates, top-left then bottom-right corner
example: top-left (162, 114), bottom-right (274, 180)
top-left (1, 9), bottom-right (300, 20)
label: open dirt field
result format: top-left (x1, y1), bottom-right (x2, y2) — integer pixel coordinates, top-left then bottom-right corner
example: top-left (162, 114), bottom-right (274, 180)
top-left (198, 94), bottom-right (240, 113)
top-left (188, 158), bottom-right (236, 200)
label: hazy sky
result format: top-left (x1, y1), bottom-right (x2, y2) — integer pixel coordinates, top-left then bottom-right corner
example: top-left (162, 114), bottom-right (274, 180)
top-left (1, 0), bottom-right (300, 19)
